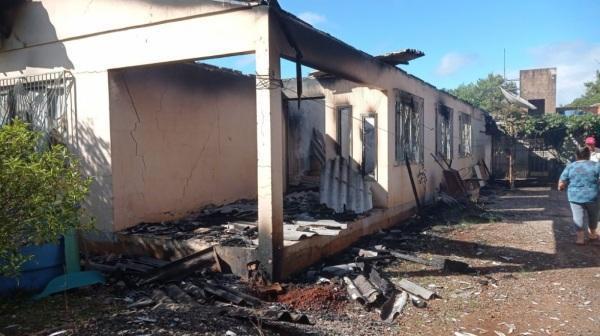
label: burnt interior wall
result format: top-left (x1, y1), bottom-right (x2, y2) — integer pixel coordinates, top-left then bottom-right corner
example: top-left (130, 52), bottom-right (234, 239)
top-left (109, 63), bottom-right (257, 231)
top-left (324, 85), bottom-right (389, 209)
top-left (286, 98), bottom-right (326, 186)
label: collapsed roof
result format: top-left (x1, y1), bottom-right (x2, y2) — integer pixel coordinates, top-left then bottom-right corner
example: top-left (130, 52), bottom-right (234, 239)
top-left (376, 49), bottom-right (425, 65)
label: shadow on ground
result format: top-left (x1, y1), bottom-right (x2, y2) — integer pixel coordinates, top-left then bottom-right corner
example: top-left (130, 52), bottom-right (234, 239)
top-left (378, 185), bottom-right (600, 278)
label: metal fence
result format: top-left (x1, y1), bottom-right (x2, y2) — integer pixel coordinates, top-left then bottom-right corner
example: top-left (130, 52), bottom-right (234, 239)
top-left (492, 134), bottom-right (563, 183)
top-left (0, 71), bottom-right (76, 145)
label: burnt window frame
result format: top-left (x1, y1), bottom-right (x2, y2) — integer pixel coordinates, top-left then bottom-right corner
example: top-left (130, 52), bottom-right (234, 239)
top-left (436, 104), bottom-right (454, 162)
top-left (458, 112), bottom-right (472, 157)
top-left (336, 105), bottom-right (353, 159)
top-left (394, 89), bottom-right (424, 164)
top-left (0, 71), bottom-right (76, 146)
top-left (361, 112), bottom-right (377, 178)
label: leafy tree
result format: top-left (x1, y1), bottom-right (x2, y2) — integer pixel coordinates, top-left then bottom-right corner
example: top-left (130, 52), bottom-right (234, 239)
top-left (448, 73), bottom-right (520, 120)
top-left (515, 113), bottom-right (600, 161)
top-left (570, 70), bottom-right (600, 107)
top-left (0, 120), bottom-right (93, 276)
top-left (449, 74), bottom-right (531, 188)
top-left (448, 73), bottom-right (527, 147)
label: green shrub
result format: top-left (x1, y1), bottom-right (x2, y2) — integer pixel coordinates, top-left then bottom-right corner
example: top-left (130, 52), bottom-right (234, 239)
top-left (506, 113), bottom-right (600, 162)
top-left (0, 120), bottom-right (93, 277)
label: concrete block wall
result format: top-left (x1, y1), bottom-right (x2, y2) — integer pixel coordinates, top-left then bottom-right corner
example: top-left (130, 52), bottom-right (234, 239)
top-left (520, 68), bottom-right (557, 114)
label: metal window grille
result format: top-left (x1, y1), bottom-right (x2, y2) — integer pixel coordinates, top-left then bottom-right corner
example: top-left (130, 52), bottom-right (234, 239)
top-left (0, 71), bottom-right (76, 146)
top-left (395, 90), bottom-right (424, 163)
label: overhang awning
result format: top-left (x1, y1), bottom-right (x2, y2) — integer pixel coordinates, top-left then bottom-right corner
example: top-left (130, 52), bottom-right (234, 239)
top-left (376, 49), bottom-right (425, 65)
top-left (500, 87), bottom-right (537, 110)
top-left (272, 8), bottom-right (393, 88)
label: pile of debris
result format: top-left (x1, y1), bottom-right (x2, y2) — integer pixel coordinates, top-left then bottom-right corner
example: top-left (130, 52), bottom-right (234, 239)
top-left (128, 278), bottom-right (312, 326)
top-left (287, 221), bottom-right (477, 323)
top-left (122, 191), bottom-right (368, 244)
top-left (87, 254), bottom-right (170, 275)
top-left (85, 196), bottom-right (482, 333)
top-left (123, 199), bottom-right (258, 246)
top-left (85, 247), bottom-right (315, 335)
top-left (284, 190), bottom-right (363, 222)
top-left (312, 246), bottom-right (461, 323)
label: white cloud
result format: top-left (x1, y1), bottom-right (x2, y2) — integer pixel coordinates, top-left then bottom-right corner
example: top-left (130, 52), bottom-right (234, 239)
top-left (527, 41), bottom-right (600, 105)
top-left (297, 11), bottom-right (327, 26)
top-left (436, 52), bottom-right (477, 76)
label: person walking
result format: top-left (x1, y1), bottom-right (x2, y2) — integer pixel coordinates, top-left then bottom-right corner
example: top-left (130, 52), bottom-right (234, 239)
top-left (558, 147), bottom-right (600, 245)
top-left (584, 136), bottom-right (600, 162)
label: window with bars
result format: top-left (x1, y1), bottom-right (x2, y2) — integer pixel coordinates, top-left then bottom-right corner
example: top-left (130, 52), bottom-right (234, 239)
top-left (436, 104), bottom-right (453, 162)
top-left (395, 90), bottom-right (424, 163)
top-left (459, 112), bottom-right (472, 157)
top-left (0, 71), bottom-right (76, 145)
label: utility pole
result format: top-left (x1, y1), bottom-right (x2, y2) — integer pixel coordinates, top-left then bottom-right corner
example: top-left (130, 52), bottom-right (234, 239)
top-left (508, 123), bottom-right (515, 189)
top-left (503, 47), bottom-right (515, 189)
top-left (503, 48), bottom-right (506, 82)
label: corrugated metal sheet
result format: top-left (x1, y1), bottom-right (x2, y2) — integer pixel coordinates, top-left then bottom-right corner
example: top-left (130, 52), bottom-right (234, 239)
top-left (319, 156), bottom-right (373, 213)
top-left (343, 275), bottom-right (381, 305)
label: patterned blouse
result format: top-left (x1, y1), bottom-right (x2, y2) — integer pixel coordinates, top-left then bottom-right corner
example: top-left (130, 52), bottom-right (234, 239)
top-left (559, 160), bottom-right (600, 203)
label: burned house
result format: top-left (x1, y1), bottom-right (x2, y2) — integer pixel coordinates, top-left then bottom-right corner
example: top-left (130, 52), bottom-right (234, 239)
top-left (0, 0), bottom-right (491, 279)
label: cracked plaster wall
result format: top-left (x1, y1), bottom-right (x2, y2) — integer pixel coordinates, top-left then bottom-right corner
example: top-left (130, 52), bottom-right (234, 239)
top-left (109, 63), bottom-right (257, 231)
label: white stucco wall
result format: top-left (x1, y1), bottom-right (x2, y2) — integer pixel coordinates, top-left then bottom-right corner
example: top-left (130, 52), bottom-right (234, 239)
top-left (291, 72), bottom-right (491, 212)
top-left (1, 0), bottom-right (254, 52)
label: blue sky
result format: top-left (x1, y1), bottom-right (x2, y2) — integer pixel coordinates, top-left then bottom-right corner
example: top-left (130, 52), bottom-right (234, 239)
top-left (207, 0), bottom-right (600, 105)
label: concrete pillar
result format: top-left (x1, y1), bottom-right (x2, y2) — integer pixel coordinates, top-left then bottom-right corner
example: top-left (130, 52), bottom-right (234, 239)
top-left (255, 10), bottom-right (284, 280)
top-left (74, 71), bottom-right (114, 237)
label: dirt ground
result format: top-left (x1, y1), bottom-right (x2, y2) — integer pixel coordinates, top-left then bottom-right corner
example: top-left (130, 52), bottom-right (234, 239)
top-left (1, 186), bottom-right (599, 336)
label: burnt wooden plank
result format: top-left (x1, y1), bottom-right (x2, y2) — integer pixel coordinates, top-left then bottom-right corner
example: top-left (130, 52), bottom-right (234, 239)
top-left (139, 247), bottom-right (215, 285)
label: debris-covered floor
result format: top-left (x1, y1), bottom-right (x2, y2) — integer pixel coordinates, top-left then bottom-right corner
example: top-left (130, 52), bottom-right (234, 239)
top-left (122, 190), bottom-right (366, 247)
top-left (2, 185), bottom-right (600, 336)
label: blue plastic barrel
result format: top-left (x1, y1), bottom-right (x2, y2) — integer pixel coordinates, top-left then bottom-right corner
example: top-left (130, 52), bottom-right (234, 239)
top-left (0, 241), bottom-right (65, 296)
